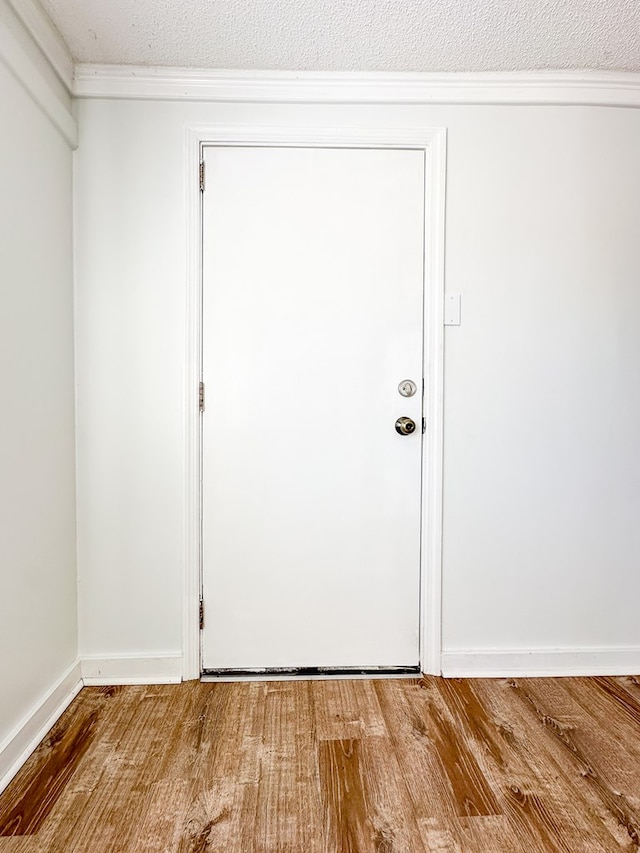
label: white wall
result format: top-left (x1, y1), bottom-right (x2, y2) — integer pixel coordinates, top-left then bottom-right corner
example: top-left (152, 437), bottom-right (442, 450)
top-left (0, 56), bottom-right (77, 746)
top-left (442, 107), bottom-right (640, 655)
top-left (73, 98), bottom-right (640, 671)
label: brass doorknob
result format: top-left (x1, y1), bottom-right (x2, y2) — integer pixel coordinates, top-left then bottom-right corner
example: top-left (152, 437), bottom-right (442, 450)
top-left (395, 417), bottom-right (416, 436)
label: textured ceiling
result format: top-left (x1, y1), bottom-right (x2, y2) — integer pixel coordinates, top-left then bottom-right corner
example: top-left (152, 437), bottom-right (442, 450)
top-left (40, 0), bottom-right (640, 73)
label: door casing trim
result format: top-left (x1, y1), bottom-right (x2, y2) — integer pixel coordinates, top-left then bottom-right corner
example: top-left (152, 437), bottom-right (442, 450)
top-left (183, 124), bottom-right (447, 679)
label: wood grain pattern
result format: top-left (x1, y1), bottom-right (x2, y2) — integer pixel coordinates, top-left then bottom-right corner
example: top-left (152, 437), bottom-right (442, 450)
top-left (507, 678), bottom-right (640, 848)
top-left (474, 678), bottom-right (628, 852)
top-left (434, 678), bottom-right (605, 853)
top-left (421, 686), bottom-right (500, 819)
top-left (319, 738), bottom-right (377, 852)
top-left (0, 707), bottom-right (98, 836)
top-left (1, 676), bottom-right (640, 851)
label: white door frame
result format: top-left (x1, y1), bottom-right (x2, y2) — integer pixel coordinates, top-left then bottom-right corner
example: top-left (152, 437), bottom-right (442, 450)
top-left (182, 124), bottom-right (446, 680)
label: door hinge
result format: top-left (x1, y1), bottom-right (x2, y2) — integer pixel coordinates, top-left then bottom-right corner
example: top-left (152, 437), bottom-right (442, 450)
top-left (199, 600), bottom-right (204, 630)
top-left (422, 417), bottom-right (426, 434)
top-left (199, 161), bottom-right (205, 192)
top-left (199, 381), bottom-right (205, 413)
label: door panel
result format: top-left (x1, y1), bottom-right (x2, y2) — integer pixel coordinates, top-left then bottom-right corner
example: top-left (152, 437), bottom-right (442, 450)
top-left (201, 146), bottom-right (424, 671)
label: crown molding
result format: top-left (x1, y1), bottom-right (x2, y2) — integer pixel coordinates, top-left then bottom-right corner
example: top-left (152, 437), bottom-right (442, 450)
top-left (5, 0), bottom-right (73, 91)
top-left (0, 0), bottom-right (77, 147)
top-left (73, 65), bottom-right (640, 108)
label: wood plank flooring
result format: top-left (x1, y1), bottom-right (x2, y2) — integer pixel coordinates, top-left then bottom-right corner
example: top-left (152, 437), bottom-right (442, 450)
top-left (1, 676), bottom-right (640, 851)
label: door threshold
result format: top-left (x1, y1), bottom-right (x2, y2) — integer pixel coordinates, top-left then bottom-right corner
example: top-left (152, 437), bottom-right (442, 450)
top-left (200, 666), bottom-right (421, 683)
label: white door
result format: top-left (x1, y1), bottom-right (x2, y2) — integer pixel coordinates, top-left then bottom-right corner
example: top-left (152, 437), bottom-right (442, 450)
top-left (201, 145), bottom-right (425, 673)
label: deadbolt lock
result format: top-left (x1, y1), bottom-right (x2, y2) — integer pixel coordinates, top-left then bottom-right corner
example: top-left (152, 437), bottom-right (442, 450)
top-left (395, 417), bottom-right (416, 436)
top-left (398, 379), bottom-right (417, 398)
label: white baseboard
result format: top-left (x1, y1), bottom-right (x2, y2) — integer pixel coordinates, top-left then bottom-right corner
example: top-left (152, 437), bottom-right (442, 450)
top-left (441, 647), bottom-right (640, 678)
top-left (0, 660), bottom-right (83, 796)
top-left (80, 653), bottom-right (183, 685)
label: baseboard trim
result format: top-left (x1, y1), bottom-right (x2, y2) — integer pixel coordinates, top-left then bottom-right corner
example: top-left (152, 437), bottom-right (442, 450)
top-left (0, 661), bottom-right (83, 796)
top-left (80, 654), bottom-right (183, 685)
top-left (73, 66), bottom-right (640, 109)
top-left (441, 648), bottom-right (640, 678)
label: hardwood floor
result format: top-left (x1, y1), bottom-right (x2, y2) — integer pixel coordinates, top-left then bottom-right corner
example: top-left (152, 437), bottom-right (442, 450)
top-left (1, 676), bottom-right (640, 851)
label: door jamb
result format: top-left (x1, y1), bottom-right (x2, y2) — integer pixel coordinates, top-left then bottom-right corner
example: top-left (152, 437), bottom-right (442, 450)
top-left (182, 124), bottom-right (446, 680)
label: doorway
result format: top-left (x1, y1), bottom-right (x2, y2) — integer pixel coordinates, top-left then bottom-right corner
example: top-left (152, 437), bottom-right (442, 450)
top-left (183, 126), bottom-right (446, 680)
